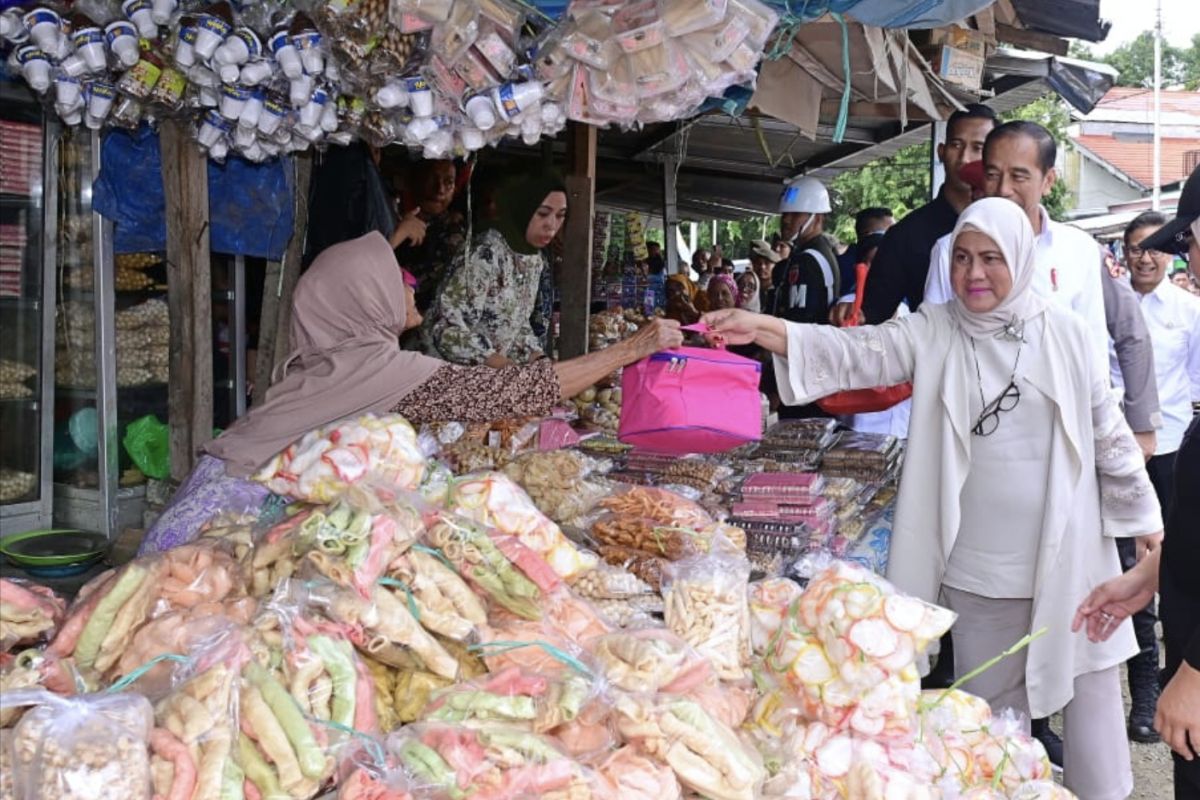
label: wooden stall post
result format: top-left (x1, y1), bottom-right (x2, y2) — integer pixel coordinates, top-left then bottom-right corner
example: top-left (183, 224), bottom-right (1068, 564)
top-left (559, 122), bottom-right (597, 358)
top-left (161, 120), bottom-right (213, 482)
top-left (253, 153), bottom-right (313, 405)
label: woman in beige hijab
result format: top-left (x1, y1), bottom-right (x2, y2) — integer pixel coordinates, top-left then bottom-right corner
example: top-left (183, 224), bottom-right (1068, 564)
top-left (704, 198), bottom-right (1162, 799)
top-left (142, 231), bottom-right (681, 552)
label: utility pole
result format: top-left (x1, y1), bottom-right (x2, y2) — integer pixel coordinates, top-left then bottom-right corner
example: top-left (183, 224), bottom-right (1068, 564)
top-left (1152, 0), bottom-right (1162, 210)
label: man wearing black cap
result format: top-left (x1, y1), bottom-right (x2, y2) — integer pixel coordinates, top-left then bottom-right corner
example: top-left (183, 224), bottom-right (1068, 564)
top-left (1073, 164), bottom-right (1200, 800)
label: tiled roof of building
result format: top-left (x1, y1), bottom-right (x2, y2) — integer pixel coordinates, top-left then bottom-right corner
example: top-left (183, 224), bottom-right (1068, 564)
top-left (1073, 133), bottom-right (1200, 188)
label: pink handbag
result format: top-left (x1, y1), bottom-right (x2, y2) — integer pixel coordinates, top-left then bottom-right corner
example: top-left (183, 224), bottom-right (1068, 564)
top-left (618, 344), bottom-right (763, 454)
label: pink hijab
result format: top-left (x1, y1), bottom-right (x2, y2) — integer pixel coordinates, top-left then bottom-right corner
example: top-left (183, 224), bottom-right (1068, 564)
top-left (205, 232), bottom-right (444, 477)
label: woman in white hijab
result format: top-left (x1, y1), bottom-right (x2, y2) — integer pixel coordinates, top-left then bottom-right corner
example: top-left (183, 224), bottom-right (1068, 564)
top-left (704, 198), bottom-right (1162, 799)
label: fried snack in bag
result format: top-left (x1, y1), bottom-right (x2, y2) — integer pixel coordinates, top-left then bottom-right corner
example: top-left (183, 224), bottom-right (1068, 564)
top-left (592, 629), bottom-right (713, 694)
top-left (3, 689), bottom-right (154, 800)
top-left (253, 414), bottom-right (429, 504)
top-left (0, 579), bottom-right (65, 652)
top-left (421, 665), bottom-right (598, 736)
top-left (448, 472), bottom-right (597, 581)
top-left (766, 721), bottom-right (944, 800)
top-left (614, 694), bottom-right (764, 800)
top-left (336, 741), bottom-right (416, 800)
top-left (115, 597), bottom-right (258, 694)
top-left (425, 515), bottom-right (543, 621)
top-left (388, 722), bottom-right (593, 800)
top-left (598, 485), bottom-right (713, 530)
top-left (749, 577), bottom-right (803, 655)
top-left (1010, 781), bottom-right (1078, 799)
top-left (796, 561), bottom-right (955, 692)
top-left (310, 580), bottom-right (460, 681)
top-left (294, 496), bottom-right (423, 598)
top-left (386, 548), bottom-right (488, 642)
top-left (502, 449), bottom-right (612, 524)
top-left (593, 745), bottom-right (681, 800)
top-left (662, 543), bottom-right (751, 681)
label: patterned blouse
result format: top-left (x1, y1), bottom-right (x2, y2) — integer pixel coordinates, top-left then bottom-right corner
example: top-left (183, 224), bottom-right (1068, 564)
top-left (392, 359), bottom-right (561, 422)
top-left (421, 228), bottom-right (546, 365)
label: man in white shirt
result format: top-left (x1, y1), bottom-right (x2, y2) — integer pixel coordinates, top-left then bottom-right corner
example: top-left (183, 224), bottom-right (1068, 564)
top-left (924, 120), bottom-right (1161, 459)
top-left (1110, 210), bottom-right (1200, 745)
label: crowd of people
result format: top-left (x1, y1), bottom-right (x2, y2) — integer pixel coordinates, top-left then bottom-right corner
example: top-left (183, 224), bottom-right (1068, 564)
top-left (696, 110), bottom-right (1200, 798)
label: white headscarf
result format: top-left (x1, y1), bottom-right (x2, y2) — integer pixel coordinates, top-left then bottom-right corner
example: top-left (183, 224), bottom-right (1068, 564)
top-left (946, 198), bottom-right (1048, 339)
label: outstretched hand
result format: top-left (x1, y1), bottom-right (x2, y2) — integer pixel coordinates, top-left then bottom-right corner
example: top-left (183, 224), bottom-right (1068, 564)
top-left (700, 308), bottom-right (760, 346)
top-left (1071, 549), bottom-right (1159, 643)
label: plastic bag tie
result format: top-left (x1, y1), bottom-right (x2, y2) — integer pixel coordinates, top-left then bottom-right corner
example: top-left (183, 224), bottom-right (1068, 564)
top-left (308, 715), bottom-right (387, 770)
top-left (469, 640), bottom-right (592, 677)
top-left (921, 627), bottom-right (1048, 713)
top-left (106, 653), bottom-right (192, 693)
top-left (411, 544), bottom-right (458, 574)
top-left (377, 576), bottom-right (421, 622)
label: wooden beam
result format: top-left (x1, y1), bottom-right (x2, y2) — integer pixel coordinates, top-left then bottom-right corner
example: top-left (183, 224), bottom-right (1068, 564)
top-left (253, 153), bottom-right (313, 404)
top-left (560, 122), bottom-right (596, 359)
top-left (819, 100), bottom-right (937, 123)
top-left (994, 23), bottom-right (1069, 56)
top-left (162, 119), bottom-right (212, 481)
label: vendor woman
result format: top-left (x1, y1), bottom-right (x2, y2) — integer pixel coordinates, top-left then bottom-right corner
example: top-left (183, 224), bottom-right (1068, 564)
top-left (703, 198), bottom-right (1162, 800)
top-left (141, 231), bottom-right (682, 554)
top-left (422, 170), bottom-right (566, 367)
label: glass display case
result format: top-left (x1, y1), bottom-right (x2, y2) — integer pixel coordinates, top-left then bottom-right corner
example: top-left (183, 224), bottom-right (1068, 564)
top-left (49, 126), bottom-right (172, 538)
top-left (0, 80), bottom-right (53, 537)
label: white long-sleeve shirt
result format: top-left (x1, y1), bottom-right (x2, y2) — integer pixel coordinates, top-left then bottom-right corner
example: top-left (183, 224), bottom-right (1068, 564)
top-left (1114, 279), bottom-right (1200, 454)
top-left (924, 206), bottom-right (1111, 384)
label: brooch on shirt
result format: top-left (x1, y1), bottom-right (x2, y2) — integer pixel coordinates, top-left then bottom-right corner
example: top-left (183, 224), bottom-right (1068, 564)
top-left (996, 316), bottom-right (1026, 343)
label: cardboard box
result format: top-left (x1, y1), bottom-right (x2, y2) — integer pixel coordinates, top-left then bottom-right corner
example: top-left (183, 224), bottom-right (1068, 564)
top-left (922, 44), bottom-right (984, 91)
top-left (925, 26), bottom-right (986, 58)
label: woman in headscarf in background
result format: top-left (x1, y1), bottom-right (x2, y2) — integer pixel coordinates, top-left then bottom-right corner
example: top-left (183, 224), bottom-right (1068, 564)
top-left (423, 170), bottom-right (566, 367)
top-left (141, 232), bottom-right (682, 553)
top-left (665, 273), bottom-right (701, 325)
top-left (703, 198), bottom-right (1162, 800)
top-left (390, 159), bottom-right (471, 314)
top-left (707, 273), bottom-right (740, 312)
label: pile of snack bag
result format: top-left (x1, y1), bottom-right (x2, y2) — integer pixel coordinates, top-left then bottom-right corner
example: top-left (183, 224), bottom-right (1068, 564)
top-left (2, 0), bottom-right (779, 161)
top-left (0, 413), bottom-right (1074, 800)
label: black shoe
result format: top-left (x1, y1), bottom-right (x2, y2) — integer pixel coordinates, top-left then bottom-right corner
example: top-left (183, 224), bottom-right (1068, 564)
top-left (1128, 717), bottom-right (1161, 744)
top-left (1031, 717), bottom-right (1064, 767)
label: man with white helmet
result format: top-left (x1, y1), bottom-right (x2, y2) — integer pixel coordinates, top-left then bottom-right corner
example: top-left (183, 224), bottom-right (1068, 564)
top-left (770, 175), bottom-right (840, 325)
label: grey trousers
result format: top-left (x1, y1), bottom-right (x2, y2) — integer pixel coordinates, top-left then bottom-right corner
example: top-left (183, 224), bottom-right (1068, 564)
top-left (943, 586), bottom-right (1134, 800)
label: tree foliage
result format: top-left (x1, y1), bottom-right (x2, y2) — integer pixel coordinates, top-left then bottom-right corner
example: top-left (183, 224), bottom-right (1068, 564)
top-left (1073, 31), bottom-right (1200, 90)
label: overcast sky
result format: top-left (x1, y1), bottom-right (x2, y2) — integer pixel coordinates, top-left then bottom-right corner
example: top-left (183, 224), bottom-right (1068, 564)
top-left (1093, 0), bottom-right (1198, 53)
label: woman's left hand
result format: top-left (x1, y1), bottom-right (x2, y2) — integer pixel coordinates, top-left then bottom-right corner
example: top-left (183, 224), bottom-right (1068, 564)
top-left (1071, 551), bottom-right (1159, 642)
top-left (1157, 662), bottom-right (1200, 761)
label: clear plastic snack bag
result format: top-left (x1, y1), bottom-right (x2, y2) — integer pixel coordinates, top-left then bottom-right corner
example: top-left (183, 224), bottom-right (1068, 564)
top-left (662, 540), bottom-right (751, 681)
top-left (3, 689), bottom-right (154, 800)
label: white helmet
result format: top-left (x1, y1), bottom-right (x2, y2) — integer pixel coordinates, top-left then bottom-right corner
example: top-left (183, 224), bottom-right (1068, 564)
top-left (778, 176), bottom-right (831, 214)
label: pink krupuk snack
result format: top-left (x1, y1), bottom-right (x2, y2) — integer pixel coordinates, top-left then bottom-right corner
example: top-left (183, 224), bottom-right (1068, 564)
top-left (352, 516), bottom-right (396, 597)
top-left (353, 657), bottom-right (377, 733)
top-left (150, 727), bottom-right (198, 800)
top-left (47, 573), bottom-right (117, 657)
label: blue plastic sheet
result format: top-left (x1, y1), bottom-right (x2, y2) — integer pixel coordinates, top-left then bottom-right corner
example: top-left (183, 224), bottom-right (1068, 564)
top-left (93, 125), bottom-right (293, 258)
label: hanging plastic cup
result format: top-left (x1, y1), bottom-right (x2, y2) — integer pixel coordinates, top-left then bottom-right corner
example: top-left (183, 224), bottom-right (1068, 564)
top-left (22, 7), bottom-right (61, 54)
top-left (71, 25), bottom-right (108, 73)
top-left (268, 29), bottom-right (301, 79)
top-left (404, 76), bottom-right (433, 117)
top-left (464, 93), bottom-right (497, 130)
top-left (151, 0), bottom-right (178, 26)
top-left (292, 29), bottom-right (323, 76)
top-left (233, 121), bottom-right (257, 148)
top-left (60, 53), bottom-right (88, 78)
top-left (298, 86), bottom-right (328, 128)
top-left (15, 45), bottom-right (51, 93)
top-left (238, 88), bottom-right (264, 127)
top-left (215, 27), bottom-right (259, 67)
top-left (122, 0), bottom-right (156, 40)
top-left (55, 74), bottom-right (82, 107)
top-left (319, 98), bottom-right (338, 132)
top-left (240, 59), bottom-right (273, 86)
top-left (104, 20), bottom-right (140, 68)
top-left (197, 84), bottom-right (219, 107)
top-left (257, 96), bottom-right (287, 135)
top-left (288, 73), bottom-right (314, 108)
top-left (491, 80), bottom-right (544, 122)
top-left (460, 126), bottom-right (486, 151)
top-left (374, 80), bottom-right (408, 110)
top-left (192, 11), bottom-right (232, 61)
top-left (218, 84), bottom-right (250, 119)
top-left (0, 9), bottom-right (24, 41)
top-left (197, 108), bottom-right (231, 148)
top-left (174, 20), bottom-right (198, 67)
top-left (86, 79), bottom-right (117, 128)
